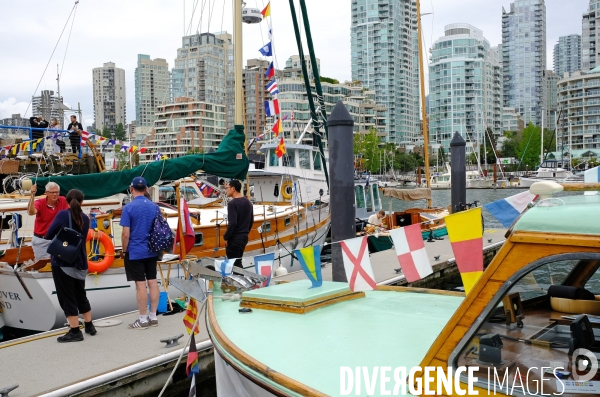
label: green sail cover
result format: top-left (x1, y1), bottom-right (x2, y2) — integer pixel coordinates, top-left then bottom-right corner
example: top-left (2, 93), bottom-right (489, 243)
top-left (34, 126), bottom-right (249, 199)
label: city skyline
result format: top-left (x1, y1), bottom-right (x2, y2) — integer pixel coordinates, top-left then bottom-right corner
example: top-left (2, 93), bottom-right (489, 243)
top-left (0, 0), bottom-right (591, 130)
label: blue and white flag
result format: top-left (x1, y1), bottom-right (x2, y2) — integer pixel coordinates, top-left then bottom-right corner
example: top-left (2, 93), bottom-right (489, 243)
top-left (259, 42), bottom-right (273, 56)
top-left (216, 258), bottom-right (238, 277)
top-left (155, 152), bottom-right (162, 161)
top-left (484, 190), bottom-right (537, 228)
top-left (266, 80), bottom-right (279, 95)
top-left (584, 166), bottom-right (600, 196)
top-left (254, 253), bottom-right (275, 287)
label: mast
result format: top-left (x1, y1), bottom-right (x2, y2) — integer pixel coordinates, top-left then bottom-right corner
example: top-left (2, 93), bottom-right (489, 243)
top-left (288, 0), bottom-right (330, 190)
top-left (416, 0), bottom-right (431, 207)
top-left (233, 0), bottom-right (243, 126)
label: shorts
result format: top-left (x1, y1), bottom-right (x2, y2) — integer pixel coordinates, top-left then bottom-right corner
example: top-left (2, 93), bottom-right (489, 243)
top-left (124, 253), bottom-right (157, 282)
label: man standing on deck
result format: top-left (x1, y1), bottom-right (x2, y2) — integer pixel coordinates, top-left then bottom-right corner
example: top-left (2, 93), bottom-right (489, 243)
top-left (67, 115), bottom-right (83, 155)
top-left (120, 177), bottom-right (160, 330)
top-left (27, 182), bottom-right (69, 262)
top-left (223, 179), bottom-right (253, 268)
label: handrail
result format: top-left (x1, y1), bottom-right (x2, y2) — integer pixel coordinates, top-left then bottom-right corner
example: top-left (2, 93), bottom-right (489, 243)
top-left (0, 124), bottom-right (81, 158)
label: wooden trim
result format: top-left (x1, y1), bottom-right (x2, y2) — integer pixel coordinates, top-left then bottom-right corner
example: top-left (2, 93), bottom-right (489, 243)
top-left (510, 231), bottom-right (600, 247)
top-left (207, 295), bottom-right (329, 397)
top-left (241, 289), bottom-right (361, 307)
top-left (240, 291), bottom-right (365, 314)
top-left (376, 285), bottom-right (465, 297)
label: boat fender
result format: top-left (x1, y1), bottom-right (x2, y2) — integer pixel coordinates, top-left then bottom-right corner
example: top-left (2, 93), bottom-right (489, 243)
top-left (281, 181), bottom-right (293, 200)
top-left (87, 229), bottom-right (115, 273)
top-left (274, 183), bottom-right (279, 197)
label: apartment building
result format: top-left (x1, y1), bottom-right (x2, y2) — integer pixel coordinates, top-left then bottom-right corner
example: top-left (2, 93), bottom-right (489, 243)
top-left (92, 62), bottom-right (126, 132)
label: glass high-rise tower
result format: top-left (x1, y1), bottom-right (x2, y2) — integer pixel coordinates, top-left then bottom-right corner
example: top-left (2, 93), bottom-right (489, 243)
top-left (429, 24), bottom-right (502, 152)
top-left (502, 0), bottom-right (546, 126)
top-left (553, 35), bottom-right (581, 77)
top-left (134, 55), bottom-right (169, 133)
top-left (350, 0), bottom-right (420, 145)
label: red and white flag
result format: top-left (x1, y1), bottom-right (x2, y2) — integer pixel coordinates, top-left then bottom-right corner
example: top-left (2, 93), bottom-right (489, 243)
top-left (340, 236), bottom-right (376, 292)
top-left (389, 224), bottom-right (433, 282)
top-left (80, 131), bottom-right (91, 146)
top-left (175, 197), bottom-right (195, 255)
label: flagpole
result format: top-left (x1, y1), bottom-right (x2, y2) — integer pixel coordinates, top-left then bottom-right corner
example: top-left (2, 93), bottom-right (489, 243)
top-left (175, 182), bottom-right (188, 278)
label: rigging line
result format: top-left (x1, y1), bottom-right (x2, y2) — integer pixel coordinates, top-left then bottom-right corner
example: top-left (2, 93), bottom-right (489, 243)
top-left (208, 0), bottom-right (217, 32)
top-left (256, 0), bottom-right (266, 46)
top-left (24, 1), bottom-right (78, 118)
top-left (186, 0), bottom-right (200, 35)
top-left (220, 0), bottom-right (225, 34)
top-left (195, 0), bottom-right (209, 34)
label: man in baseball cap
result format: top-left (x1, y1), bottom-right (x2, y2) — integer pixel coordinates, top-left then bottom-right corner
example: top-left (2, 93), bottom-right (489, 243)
top-left (121, 175), bottom-right (160, 329)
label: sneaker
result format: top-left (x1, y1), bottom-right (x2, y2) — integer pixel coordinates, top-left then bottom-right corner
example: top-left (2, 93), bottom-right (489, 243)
top-left (128, 319), bottom-right (149, 330)
top-left (57, 329), bottom-right (84, 343)
top-left (148, 318), bottom-right (159, 327)
top-left (85, 322), bottom-right (97, 335)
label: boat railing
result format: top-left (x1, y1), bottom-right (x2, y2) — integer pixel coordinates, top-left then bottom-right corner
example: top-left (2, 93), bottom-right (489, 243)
top-left (0, 124), bottom-right (84, 158)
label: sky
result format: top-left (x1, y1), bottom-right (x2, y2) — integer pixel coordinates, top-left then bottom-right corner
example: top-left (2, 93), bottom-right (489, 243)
top-left (0, 0), bottom-right (592, 128)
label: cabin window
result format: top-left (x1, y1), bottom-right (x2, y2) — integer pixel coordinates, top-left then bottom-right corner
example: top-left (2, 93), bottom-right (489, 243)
top-left (313, 151), bottom-right (322, 171)
top-left (269, 150), bottom-right (279, 167)
top-left (194, 232), bottom-right (204, 246)
top-left (453, 255), bottom-right (600, 395)
top-left (298, 149), bottom-right (311, 169)
top-left (355, 185), bottom-right (365, 209)
top-left (284, 217), bottom-right (291, 226)
top-left (261, 222), bottom-right (271, 233)
top-left (365, 186), bottom-right (373, 212)
top-left (283, 149), bottom-right (296, 167)
top-left (372, 184), bottom-right (381, 211)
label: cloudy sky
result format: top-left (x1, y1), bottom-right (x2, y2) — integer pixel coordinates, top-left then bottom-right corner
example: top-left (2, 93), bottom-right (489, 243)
top-left (0, 0), bottom-right (591, 128)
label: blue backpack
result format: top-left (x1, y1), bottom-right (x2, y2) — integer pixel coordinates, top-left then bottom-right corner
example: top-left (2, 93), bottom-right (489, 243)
top-left (148, 207), bottom-right (174, 252)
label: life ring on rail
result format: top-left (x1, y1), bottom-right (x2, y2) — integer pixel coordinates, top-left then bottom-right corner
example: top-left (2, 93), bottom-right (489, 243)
top-left (281, 181), bottom-right (293, 200)
top-left (86, 229), bottom-right (114, 273)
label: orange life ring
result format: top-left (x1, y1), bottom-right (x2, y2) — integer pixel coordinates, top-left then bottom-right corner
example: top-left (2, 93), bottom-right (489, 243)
top-left (87, 229), bottom-right (114, 273)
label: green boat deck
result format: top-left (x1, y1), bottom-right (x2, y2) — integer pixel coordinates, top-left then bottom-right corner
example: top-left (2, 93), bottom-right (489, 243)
top-left (211, 280), bottom-right (463, 395)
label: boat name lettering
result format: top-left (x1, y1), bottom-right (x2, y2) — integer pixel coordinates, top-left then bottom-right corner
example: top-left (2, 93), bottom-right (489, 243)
top-left (0, 300), bottom-right (12, 309)
top-left (0, 291), bottom-right (21, 301)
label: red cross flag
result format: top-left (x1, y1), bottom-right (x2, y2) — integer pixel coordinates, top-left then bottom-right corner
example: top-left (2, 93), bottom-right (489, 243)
top-left (389, 224), bottom-right (433, 283)
top-left (340, 236), bottom-right (376, 292)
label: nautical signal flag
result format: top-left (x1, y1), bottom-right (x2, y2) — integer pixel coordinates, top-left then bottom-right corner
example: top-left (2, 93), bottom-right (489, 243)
top-left (340, 236), bottom-right (376, 292)
top-left (484, 190), bottom-right (537, 228)
top-left (272, 118), bottom-right (282, 137)
top-left (445, 207), bottom-right (484, 295)
top-left (275, 137), bottom-right (286, 158)
top-left (80, 131), bottom-right (91, 146)
top-left (294, 245), bottom-right (322, 288)
top-left (183, 298), bottom-right (200, 335)
top-left (265, 61), bottom-right (274, 79)
top-left (261, 2), bottom-right (270, 18)
top-left (264, 99), bottom-right (280, 117)
top-left (266, 80), bottom-right (279, 95)
top-left (259, 42), bottom-right (273, 57)
top-left (389, 224), bottom-right (433, 283)
top-left (216, 258), bottom-right (238, 277)
top-left (186, 332), bottom-right (200, 378)
top-left (175, 197), bottom-right (196, 255)
top-left (254, 253), bottom-right (275, 287)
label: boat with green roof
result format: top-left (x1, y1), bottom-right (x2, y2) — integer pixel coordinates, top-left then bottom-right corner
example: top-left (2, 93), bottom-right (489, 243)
top-left (207, 180), bottom-right (600, 396)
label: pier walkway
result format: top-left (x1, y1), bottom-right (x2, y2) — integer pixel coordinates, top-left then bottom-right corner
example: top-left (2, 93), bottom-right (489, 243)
top-left (0, 228), bottom-right (506, 396)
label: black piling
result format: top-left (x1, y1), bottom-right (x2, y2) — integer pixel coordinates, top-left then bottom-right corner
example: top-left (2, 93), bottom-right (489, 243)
top-left (327, 100), bottom-right (355, 282)
top-left (450, 132), bottom-right (466, 213)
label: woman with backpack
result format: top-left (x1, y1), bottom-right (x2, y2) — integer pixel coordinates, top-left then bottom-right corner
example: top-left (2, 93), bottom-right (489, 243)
top-left (46, 189), bottom-right (97, 342)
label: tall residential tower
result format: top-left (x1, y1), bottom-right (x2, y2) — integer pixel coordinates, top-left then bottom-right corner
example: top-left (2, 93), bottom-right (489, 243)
top-left (350, 0), bottom-right (420, 145)
top-left (92, 62), bottom-right (126, 132)
top-left (582, 0), bottom-right (600, 71)
top-left (429, 24), bottom-right (502, 152)
top-left (553, 35), bottom-right (581, 77)
top-left (502, 0), bottom-right (546, 126)
top-left (134, 55), bottom-right (170, 135)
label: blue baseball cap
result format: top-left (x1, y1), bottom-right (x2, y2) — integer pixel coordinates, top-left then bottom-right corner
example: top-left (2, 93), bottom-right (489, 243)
top-left (131, 176), bottom-right (147, 189)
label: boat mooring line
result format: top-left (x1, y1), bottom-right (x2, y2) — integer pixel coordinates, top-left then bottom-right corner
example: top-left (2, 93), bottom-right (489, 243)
top-left (50, 285), bottom-right (131, 295)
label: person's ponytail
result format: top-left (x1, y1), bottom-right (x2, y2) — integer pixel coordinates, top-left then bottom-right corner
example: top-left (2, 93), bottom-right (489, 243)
top-left (66, 189), bottom-right (84, 230)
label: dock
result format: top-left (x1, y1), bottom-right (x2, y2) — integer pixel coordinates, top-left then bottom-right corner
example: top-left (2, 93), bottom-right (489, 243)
top-left (0, 229), bottom-right (506, 396)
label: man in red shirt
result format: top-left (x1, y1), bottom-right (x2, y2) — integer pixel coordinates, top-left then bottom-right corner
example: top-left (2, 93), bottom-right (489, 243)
top-left (27, 182), bottom-right (69, 262)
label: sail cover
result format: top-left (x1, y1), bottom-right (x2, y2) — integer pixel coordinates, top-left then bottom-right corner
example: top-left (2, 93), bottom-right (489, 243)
top-left (381, 187), bottom-right (431, 201)
top-left (34, 126), bottom-right (249, 199)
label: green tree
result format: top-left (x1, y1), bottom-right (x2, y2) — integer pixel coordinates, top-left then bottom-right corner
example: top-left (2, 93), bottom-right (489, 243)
top-left (393, 151), bottom-right (418, 172)
top-left (114, 123), bottom-right (126, 141)
top-left (114, 145), bottom-right (132, 170)
top-left (517, 123), bottom-right (542, 169)
top-left (353, 127), bottom-right (382, 173)
top-left (187, 148), bottom-right (204, 155)
top-left (101, 126), bottom-right (111, 138)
